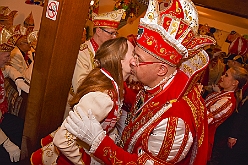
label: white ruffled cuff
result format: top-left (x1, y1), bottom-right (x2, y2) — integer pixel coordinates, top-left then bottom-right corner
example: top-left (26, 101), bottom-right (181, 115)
top-left (89, 131), bottom-right (106, 154)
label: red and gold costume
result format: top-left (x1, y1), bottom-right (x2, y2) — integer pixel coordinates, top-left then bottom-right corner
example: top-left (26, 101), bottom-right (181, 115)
top-left (76, 0), bottom-right (216, 163)
top-left (61, 0), bottom-right (215, 164)
top-left (0, 70), bottom-right (8, 123)
top-left (92, 68), bottom-right (208, 164)
top-left (205, 91), bottom-right (236, 160)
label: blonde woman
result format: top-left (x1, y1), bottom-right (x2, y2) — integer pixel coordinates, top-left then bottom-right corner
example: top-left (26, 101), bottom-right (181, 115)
top-left (205, 66), bottom-right (248, 161)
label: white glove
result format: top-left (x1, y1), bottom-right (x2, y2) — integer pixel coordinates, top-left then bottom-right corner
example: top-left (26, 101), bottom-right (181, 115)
top-left (65, 109), bottom-right (105, 146)
top-left (3, 138), bottom-right (21, 162)
top-left (15, 79), bottom-right (30, 96)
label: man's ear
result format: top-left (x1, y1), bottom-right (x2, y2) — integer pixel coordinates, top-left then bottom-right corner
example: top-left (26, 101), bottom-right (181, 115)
top-left (95, 27), bottom-right (102, 36)
top-left (157, 64), bottom-right (168, 76)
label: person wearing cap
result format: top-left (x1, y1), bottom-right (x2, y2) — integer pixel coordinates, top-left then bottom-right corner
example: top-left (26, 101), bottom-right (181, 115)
top-left (64, 0), bottom-right (215, 164)
top-left (0, 26), bottom-right (29, 164)
top-left (23, 12), bottom-right (35, 34)
top-left (64, 9), bottom-right (125, 120)
top-left (0, 6), bottom-right (18, 30)
top-left (226, 54), bottom-right (244, 68)
top-left (71, 9), bottom-right (125, 93)
top-left (8, 25), bottom-right (34, 85)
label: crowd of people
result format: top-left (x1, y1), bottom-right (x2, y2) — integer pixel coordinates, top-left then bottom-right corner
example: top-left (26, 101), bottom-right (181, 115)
top-left (0, 7), bottom-right (36, 165)
top-left (0, 0), bottom-right (248, 165)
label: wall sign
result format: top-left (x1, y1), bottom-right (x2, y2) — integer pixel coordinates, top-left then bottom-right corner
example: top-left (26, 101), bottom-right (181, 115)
top-left (46, 0), bottom-right (59, 21)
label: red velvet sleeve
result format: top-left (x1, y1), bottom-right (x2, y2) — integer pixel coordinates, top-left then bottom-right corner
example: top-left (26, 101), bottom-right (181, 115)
top-left (94, 136), bottom-right (138, 165)
top-left (123, 82), bottom-right (138, 112)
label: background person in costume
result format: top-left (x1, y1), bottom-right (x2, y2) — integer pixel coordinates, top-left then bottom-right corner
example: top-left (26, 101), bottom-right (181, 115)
top-left (31, 37), bottom-right (134, 165)
top-left (205, 66), bottom-right (248, 163)
top-left (71, 9), bottom-right (125, 92)
top-left (0, 6), bottom-right (17, 30)
top-left (65, 0), bottom-right (215, 164)
top-left (63, 9), bottom-right (125, 120)
top-left (0, 25), bottom-right (27, 165)
top-left (204, 50), bottom-right (226, 97)
top-left (7, 25), bottom-right (34, 86)
top-left (220, 88), bottom-right (248, 165)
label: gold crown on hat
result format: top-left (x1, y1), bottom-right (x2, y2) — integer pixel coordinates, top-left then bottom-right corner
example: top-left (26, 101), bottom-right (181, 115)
top-left (0, 25), bottom-right (14, 52)
top-left (9, 24), bottom-right (28, 35)
top-left (8, 24), bottom-right (32, 46)
top-left (0, 6), bottom-right (18, 21)
top-left (24, 12), bottom-right (35, 28)
top-left (136, 0), bottom-right (215, 66)
top-left (92, 9), bottom-right (125, 29)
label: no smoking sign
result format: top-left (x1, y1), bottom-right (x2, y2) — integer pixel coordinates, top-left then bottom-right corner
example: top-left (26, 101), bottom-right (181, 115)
top-left (46, 0), bottom-right (59, 21)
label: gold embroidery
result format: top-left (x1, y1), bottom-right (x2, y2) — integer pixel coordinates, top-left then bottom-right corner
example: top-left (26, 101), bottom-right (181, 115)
top-left (103, 147), bottom-right (123, 164)
top-left (170, 21), bottom-right (179, 35)
top-left (198, 125), bottom-right (204, 146)
top-left (65, 130), bottom-right (74, 146)
top-left (158, 117), bottom-right (177, 159)
top-left (150, 101), bottom-right (159, 107)
top-left (182, 64), bottom-right (193, 75)
top-left (183, 86), bottom-right (205, 147)
top-left (79, 43), bottom-right (88, 51)
top-left (175, 2), bottom-right (181, 13)
top-left (183, 95), bottom-right (199, 128)
top-left (160, 48), bottom-right (165, 53)
top-left (147, 12), bottom-right (154, 20)
top-left (147, 40), bottom-right (153, 45)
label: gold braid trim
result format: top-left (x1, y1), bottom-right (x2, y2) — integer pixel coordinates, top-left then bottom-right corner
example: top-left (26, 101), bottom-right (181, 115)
top-left (182, 86), bottom-right (205, 147)
top-left (102, 147), bottom-right (137, 165)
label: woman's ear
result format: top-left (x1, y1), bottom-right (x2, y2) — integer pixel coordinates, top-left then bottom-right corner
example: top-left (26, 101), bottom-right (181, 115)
top-left (157, 64), bottom-right (168, 76)
top-left (233, 79), bottom-right (239, 87)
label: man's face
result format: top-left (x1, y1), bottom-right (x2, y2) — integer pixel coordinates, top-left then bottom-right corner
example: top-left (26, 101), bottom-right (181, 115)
top-left (0, 19), bottom-right (13, 29)
top-left (0, 52), bottom-right (10, 67)
top-left (130, 46), bottom-right (162, 87)
top-left (16, 36), bottom-right (31, 53)
top-left (99, 27), bottom-right (118, 43)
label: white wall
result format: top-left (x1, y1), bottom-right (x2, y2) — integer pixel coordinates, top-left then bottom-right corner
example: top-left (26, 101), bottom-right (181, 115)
top-left (198, 17), bottom-right (248, 53)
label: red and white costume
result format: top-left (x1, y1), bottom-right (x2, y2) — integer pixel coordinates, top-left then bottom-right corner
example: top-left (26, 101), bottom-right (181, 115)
top-left (205, 91), bottom-right (236, 160)
top-left (80, 0), bottom-right (215, 163)
top-left (91, 68), bottom-right (208, 165)
top-left (31, 69), bottom-right (123, 165)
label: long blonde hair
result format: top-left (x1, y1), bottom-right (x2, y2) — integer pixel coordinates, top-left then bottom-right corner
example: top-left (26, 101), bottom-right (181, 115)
top-left (69, 37), bottom-right (128, 107)
top-left (229, 66), bottom-right (248, 109)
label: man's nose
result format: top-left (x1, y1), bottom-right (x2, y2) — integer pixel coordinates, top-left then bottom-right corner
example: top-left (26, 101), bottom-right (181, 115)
top-left (130, 57), bottom-right (136, 67)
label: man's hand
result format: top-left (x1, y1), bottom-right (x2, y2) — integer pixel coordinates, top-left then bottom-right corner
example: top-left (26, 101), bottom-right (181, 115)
top-left (15, 79), bottom-right (30, 96)
top-left (228, 137), bottom-right (237, 149)
top-left (65, 109), bottom-right (105, 146)
top-left (3, 138), bottom-right (21, 162)
top-left (212, 84), bottom-right (221, 93)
